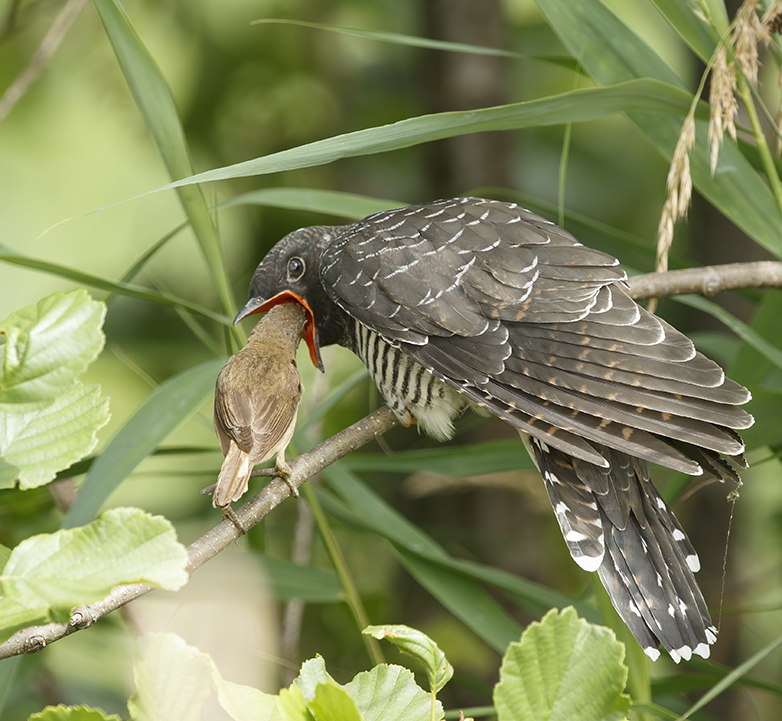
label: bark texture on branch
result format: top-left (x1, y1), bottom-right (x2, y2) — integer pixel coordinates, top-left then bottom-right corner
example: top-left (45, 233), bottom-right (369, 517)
top-left (0, 407), bottom-right (399, 660)
top-left (626, 261), bottom-right (782, 300)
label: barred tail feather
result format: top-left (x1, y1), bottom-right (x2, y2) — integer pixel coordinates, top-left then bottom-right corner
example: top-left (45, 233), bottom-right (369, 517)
top-left (525, 436), bottom-right (717, 662)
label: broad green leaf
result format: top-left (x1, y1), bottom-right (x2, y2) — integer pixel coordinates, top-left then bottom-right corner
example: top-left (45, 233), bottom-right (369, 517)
top-left (64, 358), bottom-right (225, 528)
top-left (0, 290), bottom-right (104, 411)
top-left (0, 291), bottom-right (110, 489)
top-left (259, 556), bottom-right (342, 603)
top-left (0, 384), bottom-right (110, 490)
top-left (494, 607), bottom-right (631, 721)
top-left (535, 0), bottom-right (782, 258)
top-left (395, 547), bottom-right (522, 654)
top-left (345, 665), bottom-right (438, 721)
top-left (128, 633), bottom-right (212, 721)
top-left (363, 624), bottom-right (453, 693)
top-left (307, 684), bottom-right (362, 721)
top-left (729, 290), bottom-right (782, 386)
top-left (1, 508), bottom-right (188, 616)
top-left (221, 189), bottom-right (402, 221)
top-left (0, 250), bottom-right (227, 324)
top-left (254, 19), bottom-right (578, 69)
top-left (146, 79), bottom-right (695, 190)
top-left (342, 440), bottom-right (535, 475)
top-left (277, 685), bottom-right (316, 721)
top-left (0, 593), bottom-right (50, 643)
top-left (214, 678), bottom-right (279, 721)
top-left (29, 706), bottom-right (121, 721)
top-left (93, 0), bottom-right (236, 320)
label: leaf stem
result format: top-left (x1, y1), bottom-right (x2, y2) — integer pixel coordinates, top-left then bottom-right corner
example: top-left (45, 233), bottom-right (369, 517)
top-left (302, 482), bottom-right (385, 666)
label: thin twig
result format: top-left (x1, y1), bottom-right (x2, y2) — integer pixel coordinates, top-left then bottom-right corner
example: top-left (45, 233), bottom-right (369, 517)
top-left (0, 406), bottom-right (399, 660)
top-left (627, 261), bottom-right (782, 300)
top-left (0, 0), bottom-right (88, 123)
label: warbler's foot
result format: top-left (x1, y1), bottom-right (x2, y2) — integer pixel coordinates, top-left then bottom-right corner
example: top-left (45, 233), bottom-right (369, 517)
top-left (221, 505), bottom-right (246, 534)
top-left (276, 459), bottom-right (298, 497)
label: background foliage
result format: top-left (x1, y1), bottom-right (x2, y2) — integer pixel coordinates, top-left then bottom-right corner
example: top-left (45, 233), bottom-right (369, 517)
top-left (1, 0), bottom-right (782, 719)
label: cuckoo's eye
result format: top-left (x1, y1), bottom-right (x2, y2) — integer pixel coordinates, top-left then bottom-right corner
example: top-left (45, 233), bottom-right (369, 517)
top-left (286, 256), bottom-right (306, 282)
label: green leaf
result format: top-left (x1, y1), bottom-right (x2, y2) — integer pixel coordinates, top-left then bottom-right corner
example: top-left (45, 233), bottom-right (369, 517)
top-left (128, 633), bottom-right (213, 721)
top-left (0, 291), bottom-right (110, 489)
top-left (0, 384), bottom-right (110, 490)
top-left (342, 440), bottom-right (535, 475)
top-left (220, 189), bottom-right (403, 221)
top-left (259, 556), bottom-right (342, 603)
top-left (0, 250), bottom-right (228, 324)
top-left (1, 508), bottom-right (188, 616)
top-left (362, 624), bottom-right (453, 693)
top-left (93, 0), bottom-right (235, 319)
top-left (28, 705), bottom-right (121, 721)
top-left (0, 593), bottom-right (50, 643)
top-left (494, 608), bottom-right (631, 721)
top-left (277, 684), bottom-right (316, 721)
top-left (0, 290), bottom-right (104, 411)
top-left (146, 79), bottom-right (695, 191)
top-left (64, 358), bottom-right (225, 528)
top-left (729, 289), bottom-right (782, 386)
top-left (254, 19), bottom-right (577, 68)
top-left (345, 664), bottom-right (438, 721)
top-left (213, 678), bottom-right (279, 721)
top-left (648, 0), bottom-right (718, 62)
top-left (308, 684), bottom-right (362, 721)
top-left (535, 0), bottom-right (782, 258)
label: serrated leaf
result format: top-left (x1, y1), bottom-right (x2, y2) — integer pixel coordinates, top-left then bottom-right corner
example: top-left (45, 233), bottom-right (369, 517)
top-left (0, 290), bottom-right (105, 412)
top-left (0, 384), bottom-right (110, 490)
top-left (64, 358), bottom-right (224, 528)
top-left (344, 664), bottom-right (440, 721)
top-left (0, 291), bottom-right (110, 490)
top-left (1, 508), bottom-right (188, 615)
top-left (494, 608), bottom-right (631, 721)
top-left (362, 624), bottom-right (453, 693)
top-left (28, 705), bottom-right (121, 721)
top-left (128, 633), bottom-right (213, 721)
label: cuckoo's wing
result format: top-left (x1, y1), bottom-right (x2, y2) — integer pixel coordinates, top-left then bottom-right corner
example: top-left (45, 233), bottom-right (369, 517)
top-left (322, 197), bottom-right (752, 476)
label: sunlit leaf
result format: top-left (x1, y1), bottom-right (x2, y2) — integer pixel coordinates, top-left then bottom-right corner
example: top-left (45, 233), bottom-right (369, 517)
top-left (344, 664), bottom-right (438, 721)
top-left (363, 624), bottom-right (453, 693)
top-left (128, 633), bottom-right (212, 721)
top-left (29, 705), bottom-right (121, 721)
top-left (494, 608), bottom-right (631, 721)
top-left (147, 79), bottom-right (696, 191)
top-left (0, 291), bottom-right (110, 489)
top-left (64, 358), bottom-right (224, 528)
top-left (1, 508), bottom-right (188, 618)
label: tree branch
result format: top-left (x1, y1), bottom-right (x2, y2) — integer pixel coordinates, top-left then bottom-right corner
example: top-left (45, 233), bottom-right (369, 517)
top-left (0, 406), bottom-right (400, 660)
top-left (2, 260), bottom-right (781, 659)
top-left (626, 261), bottom-right (782, 300)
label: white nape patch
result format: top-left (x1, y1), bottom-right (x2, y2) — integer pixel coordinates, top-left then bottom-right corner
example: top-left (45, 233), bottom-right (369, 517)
top-left (644, 647), bottom-right (661, 662)
top-left (565, 530), bottom-right (589, 542)
top-left (574, 553), bottom-right (603, 573)
top-left (686, 553), bottom-right (701, 573)
top-left (672, 529), bottom-right (686, 541)
top-left (694, 642), bottom-right (711, 659)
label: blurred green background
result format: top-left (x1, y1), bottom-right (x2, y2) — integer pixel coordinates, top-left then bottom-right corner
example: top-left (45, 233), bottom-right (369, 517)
top-left (1, 0), bottom-right (781, 719)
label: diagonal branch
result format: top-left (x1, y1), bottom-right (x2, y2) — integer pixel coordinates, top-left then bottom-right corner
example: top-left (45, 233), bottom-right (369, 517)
top-left (0, 406), bottom-right (399, 660)
top-left (1, 259), bottom-right (780, 659)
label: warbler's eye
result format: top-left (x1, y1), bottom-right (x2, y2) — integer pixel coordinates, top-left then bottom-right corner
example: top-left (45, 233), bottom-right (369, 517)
top-left (287, 256), bottom-right (306, 282)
